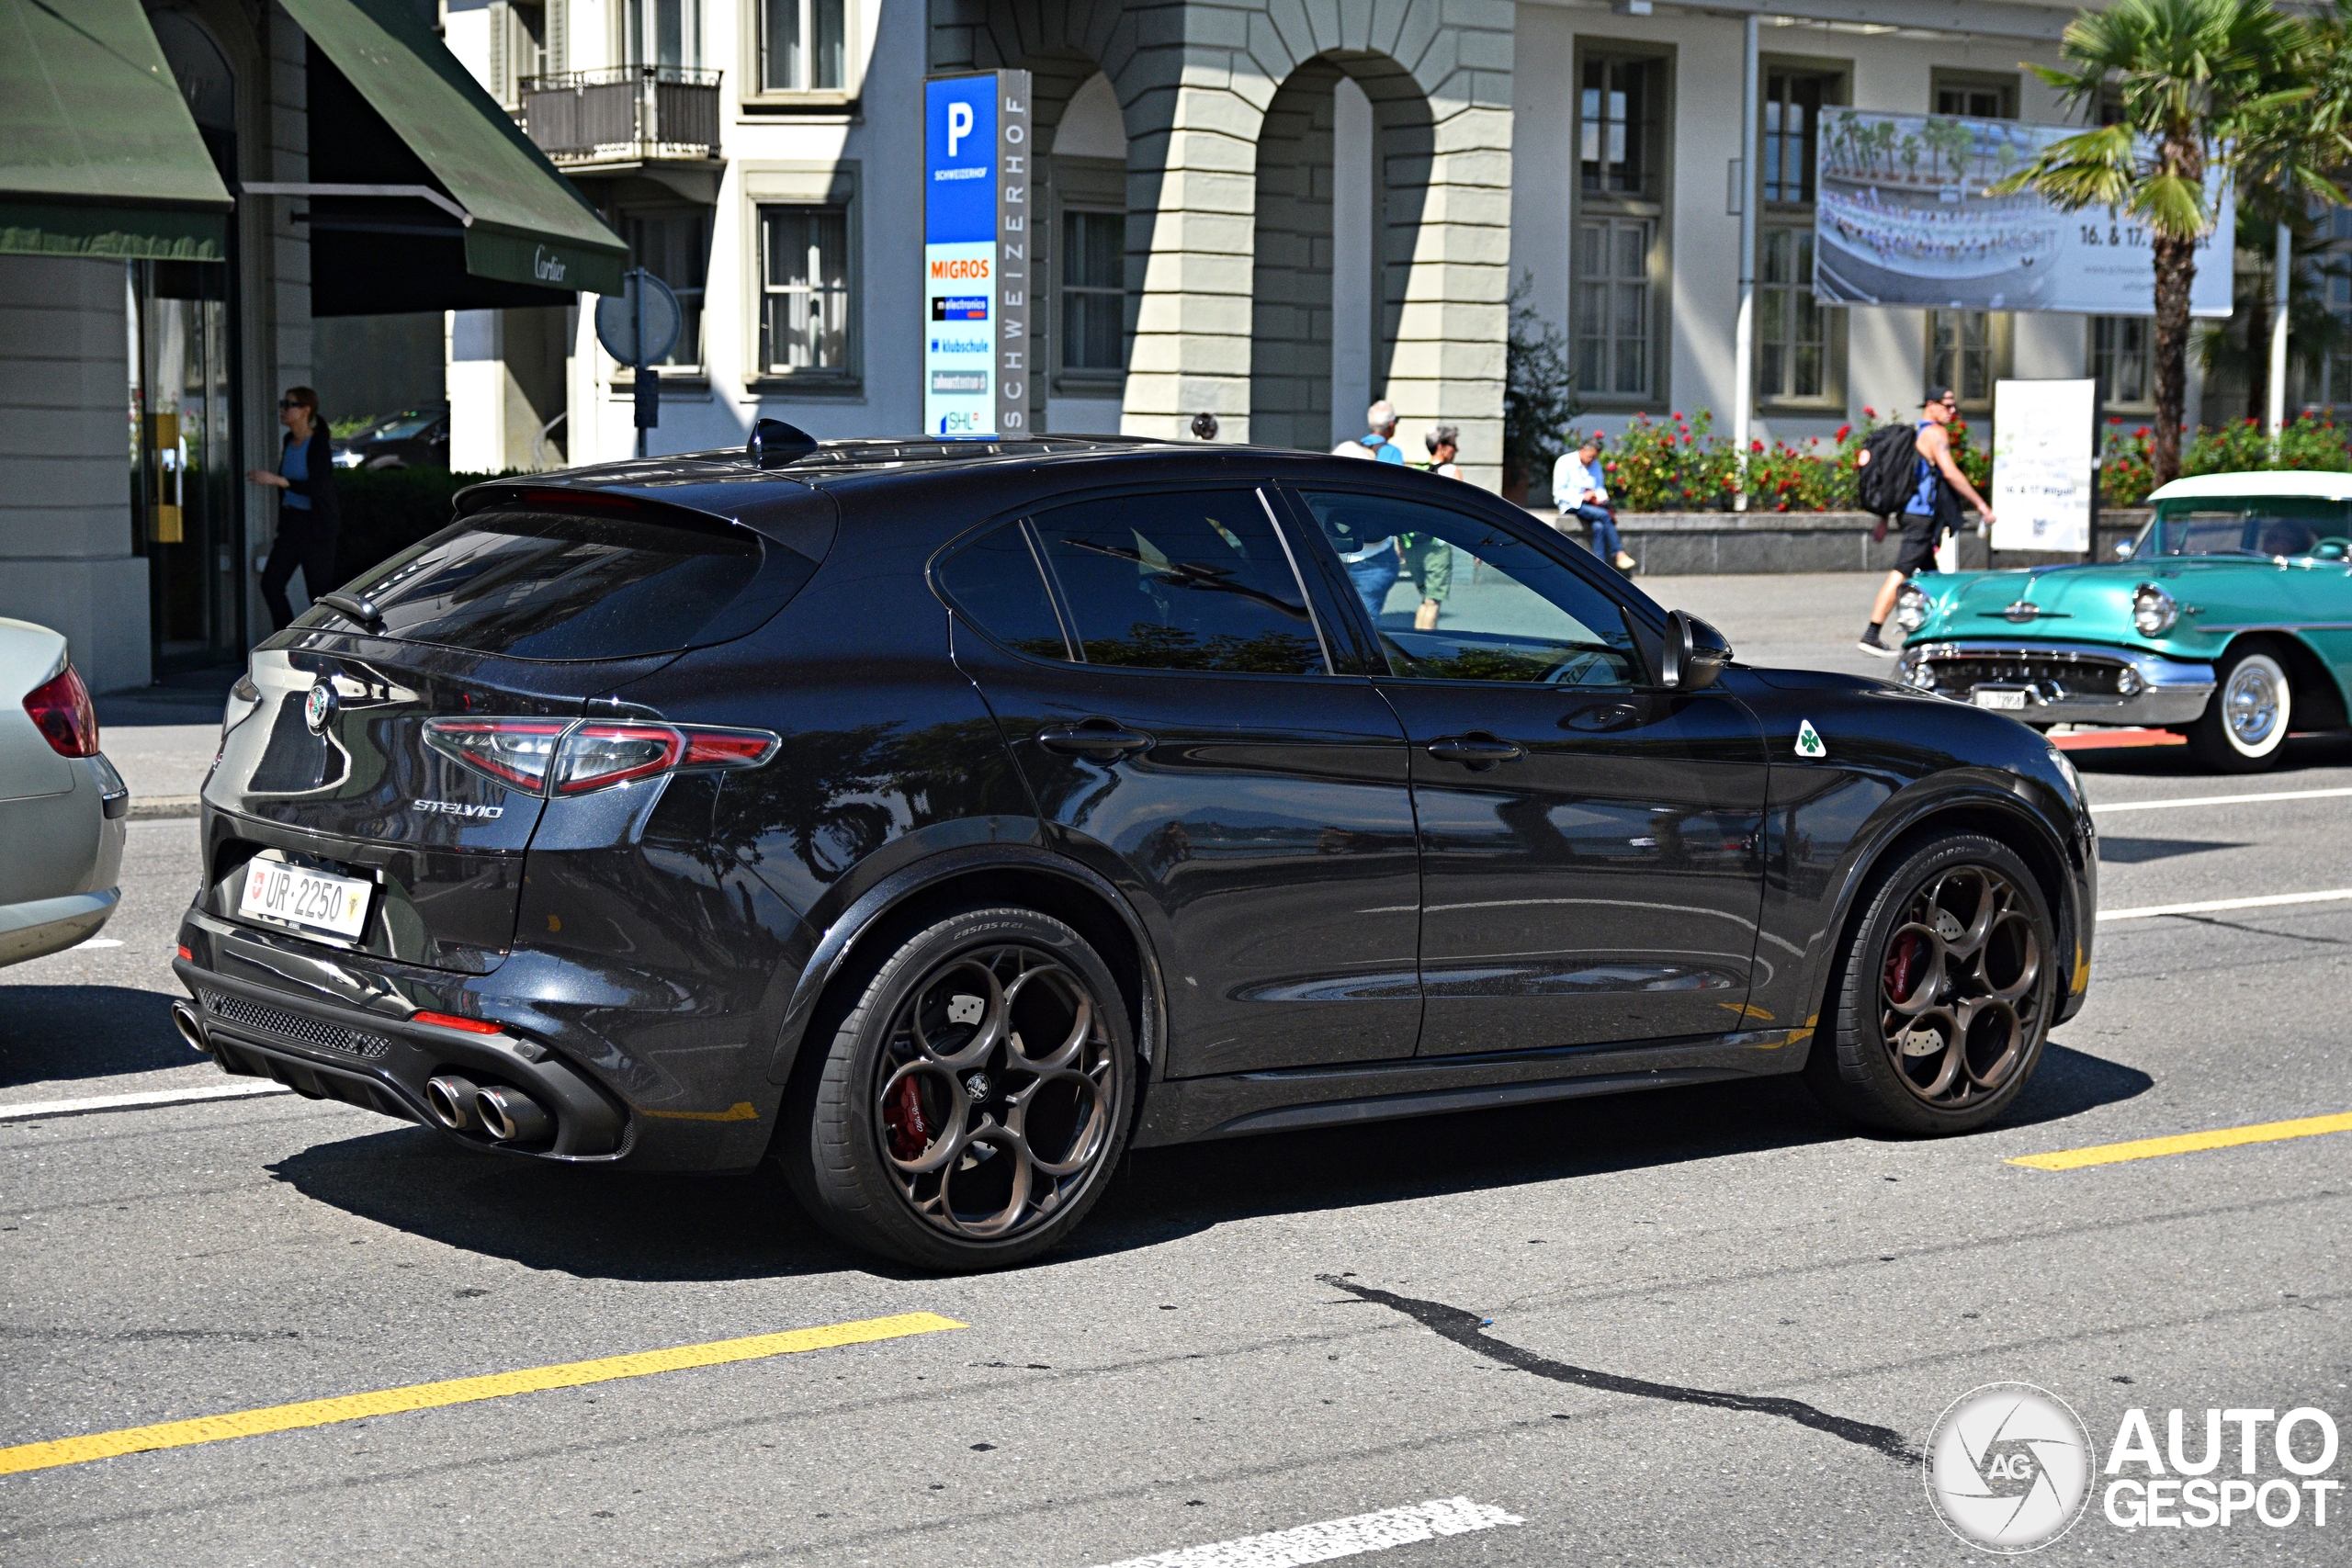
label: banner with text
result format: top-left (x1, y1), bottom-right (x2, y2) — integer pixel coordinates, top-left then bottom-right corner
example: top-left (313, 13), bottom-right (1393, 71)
top-left (1991, 378), bottom-right (2098, 554)
top-left (1812, 111), bottom-right (2233, 317)
top-left (924, 70), bottom-right (1032, 437)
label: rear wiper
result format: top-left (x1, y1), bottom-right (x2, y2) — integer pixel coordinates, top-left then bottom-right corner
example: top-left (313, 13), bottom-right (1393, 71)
top-left (318, 591), bottom-right (385, 629)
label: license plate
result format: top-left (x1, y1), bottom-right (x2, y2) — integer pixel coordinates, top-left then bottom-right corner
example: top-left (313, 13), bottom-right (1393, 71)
top-left (238, 859), bottom-right (372, 941)
top-left (1974, 689), bottom-right (2029, 711)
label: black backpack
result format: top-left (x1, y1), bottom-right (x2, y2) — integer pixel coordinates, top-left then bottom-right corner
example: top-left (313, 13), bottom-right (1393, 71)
top-left (1855, 423), bottom-right (1920, 517)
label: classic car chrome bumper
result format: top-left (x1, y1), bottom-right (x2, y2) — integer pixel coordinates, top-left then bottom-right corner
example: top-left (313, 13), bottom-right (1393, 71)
top-left (1898, 639), bottom-right (2216, 727)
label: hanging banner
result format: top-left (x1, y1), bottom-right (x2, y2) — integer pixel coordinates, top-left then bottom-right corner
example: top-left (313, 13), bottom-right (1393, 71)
top-left (923, 70), bottom-right (1032, 437)
top-left (1812, 111), bottom-right (2233, 317)
top-left (1990, 378), bottom-right (2098, 553)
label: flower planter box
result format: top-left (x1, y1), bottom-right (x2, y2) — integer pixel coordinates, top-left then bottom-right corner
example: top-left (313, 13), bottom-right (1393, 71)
top-left (1528, 508), bottom-right (2151, 576)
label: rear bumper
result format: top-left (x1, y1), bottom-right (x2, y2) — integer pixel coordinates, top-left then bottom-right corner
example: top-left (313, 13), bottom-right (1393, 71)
top-left (0, 887), bottom-right (119, 968)
top-left (1898, 639), bottom-right (2214, 727)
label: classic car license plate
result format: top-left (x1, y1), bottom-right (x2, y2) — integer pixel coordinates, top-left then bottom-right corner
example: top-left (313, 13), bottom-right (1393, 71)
top-left (1974, 689), bottom-right (2029, 711)
top-left (238, 859), bottom-right (372, 941)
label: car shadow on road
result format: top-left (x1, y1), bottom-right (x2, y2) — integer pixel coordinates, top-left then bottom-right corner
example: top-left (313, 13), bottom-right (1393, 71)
top-left (262, 1041), bottom-right (2149, 1280)
top-left (2068, 731), bottom-right (2352, 778)
top-left (0, 986), bottom-right (193, 1087)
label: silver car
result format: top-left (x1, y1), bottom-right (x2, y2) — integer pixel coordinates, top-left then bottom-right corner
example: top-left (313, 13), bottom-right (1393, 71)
top-left (0, 618), bottom-right (129, 966)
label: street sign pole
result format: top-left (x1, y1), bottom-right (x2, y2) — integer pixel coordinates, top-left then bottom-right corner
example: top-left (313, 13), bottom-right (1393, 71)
top-left (594, 270), bottom-right (679, 463)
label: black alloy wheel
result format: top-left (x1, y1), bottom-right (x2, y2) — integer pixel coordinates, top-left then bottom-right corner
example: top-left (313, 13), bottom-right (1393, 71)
top-left (1806, 834), bottom-right (2057, 1134)
top-left (783, 907), bottom-right (1136, 1269)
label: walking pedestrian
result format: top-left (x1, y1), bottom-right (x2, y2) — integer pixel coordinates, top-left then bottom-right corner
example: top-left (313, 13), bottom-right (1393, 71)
top-left (1552, 434), bottom-right (1635, 571)
top-left (1333, 400), bottom-right (1406, 464)
top-left (248, 386), bottom-right (341, 632)
top-left (1400, 426), bottom-right (1462, 630)
top-left (1859, 388), bottom-right (1995, 657)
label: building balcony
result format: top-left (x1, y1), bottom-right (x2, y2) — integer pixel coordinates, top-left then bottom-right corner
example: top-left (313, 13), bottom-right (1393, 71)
top-left (520, 67), bottom-right (721, 169)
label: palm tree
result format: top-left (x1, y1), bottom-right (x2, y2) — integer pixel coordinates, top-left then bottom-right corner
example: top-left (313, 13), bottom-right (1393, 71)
top-left (1995, 0), bottom-right (2314, 480)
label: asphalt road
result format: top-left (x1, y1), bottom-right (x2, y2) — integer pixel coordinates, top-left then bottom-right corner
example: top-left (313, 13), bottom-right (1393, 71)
top-left (5, 576), bottom-right (2347, 1565)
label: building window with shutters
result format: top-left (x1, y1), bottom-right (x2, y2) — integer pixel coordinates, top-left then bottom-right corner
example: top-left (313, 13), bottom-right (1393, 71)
top-left (1573, 47), bottom-right (1671, 406)
top-left (487, 2), bottom-right (548, 109)
top-left (1757, 64), bottom-right (1846, 409)
top-left (757, 202), bottom-right (853, 380)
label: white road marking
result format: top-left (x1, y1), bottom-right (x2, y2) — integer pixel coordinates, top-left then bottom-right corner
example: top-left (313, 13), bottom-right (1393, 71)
top-left (2092, 785), bottom-right (2352, 815)
top-left (0, 1081), bottom-right (293, 1122)
top-left (1091, 1498), bottom-right (1522, 1568)
top-left (2100, 888), bottom-right (2352, 922)
top-left (73, 939), bottom-right (124, 950)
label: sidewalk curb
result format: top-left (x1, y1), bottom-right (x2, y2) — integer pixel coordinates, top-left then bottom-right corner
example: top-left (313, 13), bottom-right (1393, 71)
top-left (129, 796), bottom-right (202, 821)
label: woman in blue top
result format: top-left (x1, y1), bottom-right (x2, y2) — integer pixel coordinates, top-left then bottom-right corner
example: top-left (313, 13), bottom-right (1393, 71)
top-left (247, 386), bottom-right (341, 631)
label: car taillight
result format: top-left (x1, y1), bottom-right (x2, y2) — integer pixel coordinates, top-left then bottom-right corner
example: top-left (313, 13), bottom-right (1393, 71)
top-left (552, 722), bottom-right (779, 795)
top-left (424, 717), bottom-right (569, 792)
top-left (423, 716), bottom-right (778, 796)
top-left (22, 664), bottom-right (99, 758)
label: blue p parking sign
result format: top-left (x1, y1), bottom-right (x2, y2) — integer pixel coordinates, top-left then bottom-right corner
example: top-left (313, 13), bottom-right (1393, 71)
top-left (923, 72), bottom-right (1030, 437)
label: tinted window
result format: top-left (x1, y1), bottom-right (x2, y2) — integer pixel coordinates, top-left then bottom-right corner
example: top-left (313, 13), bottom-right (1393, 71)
top-left (334, 507), bottom-right (792, 660)
top-left (935, 523), bottom-right (1071, 659)
top-left (1030, 490), bottom-right (1326, 675)
top-left (1300, 491), bottom-right (1641, 686)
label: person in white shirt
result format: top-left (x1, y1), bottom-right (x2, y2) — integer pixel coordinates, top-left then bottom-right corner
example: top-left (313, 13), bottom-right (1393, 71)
top-left (1552, 434), bottom-right (1634, 571)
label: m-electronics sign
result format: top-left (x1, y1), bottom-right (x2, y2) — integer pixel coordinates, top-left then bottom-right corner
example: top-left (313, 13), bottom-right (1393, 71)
top-left (924, 71), bottom-right (1032, 436)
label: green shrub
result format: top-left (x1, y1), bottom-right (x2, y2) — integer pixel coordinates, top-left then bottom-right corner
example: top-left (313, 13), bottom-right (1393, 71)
top-left (1599, 411), bottom-right (1738, 512)
top-left (2101, 412), bottom-right (2352, 508)
top-left (331, 468), bottom-right (506, 586)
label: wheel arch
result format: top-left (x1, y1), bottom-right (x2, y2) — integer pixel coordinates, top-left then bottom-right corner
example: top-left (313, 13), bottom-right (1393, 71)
top-left (1805, 788), bottom-right (2085, 1054)
top-left (763, 844), bottom-right (1168, 1100)
top-left (2217, 630), bottom-right (2349, 732)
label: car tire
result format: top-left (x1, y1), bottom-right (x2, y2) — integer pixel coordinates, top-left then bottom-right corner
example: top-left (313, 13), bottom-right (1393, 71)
top-left (1804, 833), bottom-right (2057, 1135)
top-left (781, 906), bottom-right (1136, 1270)
top-left (2185, 645), bottom-right (2292, 772)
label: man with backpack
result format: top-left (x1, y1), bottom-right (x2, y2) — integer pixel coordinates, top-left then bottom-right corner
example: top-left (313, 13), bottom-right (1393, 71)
top-left (1856, 388), bottom-right (1995, 657)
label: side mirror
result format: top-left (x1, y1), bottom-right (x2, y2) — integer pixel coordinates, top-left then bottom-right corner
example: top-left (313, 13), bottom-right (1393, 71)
top-left (2113, 538), bottom-right (2136, 559)
top-left (1661, 610), bottom-right (1732, 692)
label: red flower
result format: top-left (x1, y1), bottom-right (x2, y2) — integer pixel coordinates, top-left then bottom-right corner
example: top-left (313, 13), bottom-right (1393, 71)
top-left (1751, 441), bottom-right (1765, 453)
top-left (1835, 424), bottom-right (1851, 441)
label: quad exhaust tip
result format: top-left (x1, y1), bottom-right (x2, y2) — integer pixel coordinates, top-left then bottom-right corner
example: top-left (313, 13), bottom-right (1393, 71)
top-left (170, 1000), bottom-right (209, 1054)
top-left (474, 1084), bottom-right (552, 1145)
top-left (424, 1075), bottom-right (481, 1132)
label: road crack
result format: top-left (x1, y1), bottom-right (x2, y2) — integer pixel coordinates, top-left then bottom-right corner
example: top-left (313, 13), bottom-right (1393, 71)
top-left (1318, 1273), bottom-right (1920, 1466)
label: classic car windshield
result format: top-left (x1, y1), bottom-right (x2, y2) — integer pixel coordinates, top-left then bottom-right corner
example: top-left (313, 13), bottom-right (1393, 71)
top-left (2132, 497), bottom-right (2350, 559)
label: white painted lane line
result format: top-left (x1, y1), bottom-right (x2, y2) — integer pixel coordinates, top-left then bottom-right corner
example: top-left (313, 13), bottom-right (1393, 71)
top-left (2092, 785), bottom-right (2352, 815)
top-left (2100, 888), bottom-right (2352, 922)
top-left (1091, 1497), bottom-right (1523, 1568)
top-left (0, 1081), bottom-right (293, 1122)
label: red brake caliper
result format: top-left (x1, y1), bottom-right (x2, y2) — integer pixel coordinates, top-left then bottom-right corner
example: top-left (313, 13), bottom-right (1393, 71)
top-left (1883, 931), bottom-right (1925, 1003)
top-left (884, 1077), bottom-right (931, 1161)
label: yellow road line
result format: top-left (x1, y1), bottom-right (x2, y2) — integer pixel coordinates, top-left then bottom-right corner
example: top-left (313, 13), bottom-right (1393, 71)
top-left (0, 1311), bottom-right (963, 1478)
top-left (2009, 1112), bottom-right (2352, 1171)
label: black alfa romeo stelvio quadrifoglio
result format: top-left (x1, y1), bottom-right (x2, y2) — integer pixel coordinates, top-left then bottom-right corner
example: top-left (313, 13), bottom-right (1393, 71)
top-left (173, 425), bottom-right (2096, 1269)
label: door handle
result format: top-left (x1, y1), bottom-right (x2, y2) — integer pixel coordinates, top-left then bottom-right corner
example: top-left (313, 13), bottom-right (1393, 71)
top-left (1426, 733), bottom-right (1524, 770)
top-left (1037, 720), bottom-right (1155, 758)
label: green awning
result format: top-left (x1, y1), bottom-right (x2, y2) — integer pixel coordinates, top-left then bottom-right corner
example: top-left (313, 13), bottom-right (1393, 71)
top-left (0, 0), bottom-right (233, 261)
top-left (278, 0), bottom-right (624, 299)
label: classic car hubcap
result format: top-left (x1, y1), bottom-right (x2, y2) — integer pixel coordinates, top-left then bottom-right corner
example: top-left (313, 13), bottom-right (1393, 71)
top-left (876, 944), bottom-right (1118, 1241)
top-left (1878, 865), bottom-right (2047, 1108)
top-left (2223, 659), bottom-right (2283, 750)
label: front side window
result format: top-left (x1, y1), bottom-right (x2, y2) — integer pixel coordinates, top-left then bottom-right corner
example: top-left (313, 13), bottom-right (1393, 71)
top-left (1298, 492), bottom-right (1642, 687)
top-left (1028, 491), bottom-right (1326, 675)
top-left (1576, 217), bottom-right (1652, 398)
top-left (620, 208), bottom-right (710, 369)
top-left (758, 204), bottom-right (851, 376)
top-left (1060, 209), bottom-right (1125, 373)
top-left (761, 0), bottom-right (846, 92)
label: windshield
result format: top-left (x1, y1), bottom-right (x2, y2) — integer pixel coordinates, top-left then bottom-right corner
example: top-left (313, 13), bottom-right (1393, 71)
top-left (2133, 496), bottom-right (2350, 559)
top-left (360, 407), bottom-right (443, 442)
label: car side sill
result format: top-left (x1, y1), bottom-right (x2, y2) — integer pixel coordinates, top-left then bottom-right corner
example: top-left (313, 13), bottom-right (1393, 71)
top-left (1132, 1029), bottom-right (1803, 1147)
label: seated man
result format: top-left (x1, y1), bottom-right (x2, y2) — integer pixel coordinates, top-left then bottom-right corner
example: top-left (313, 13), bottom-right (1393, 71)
top-left (1552, 434), bottom-right (1634, 572)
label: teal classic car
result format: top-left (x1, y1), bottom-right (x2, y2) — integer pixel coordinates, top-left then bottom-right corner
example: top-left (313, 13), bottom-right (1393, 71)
top-left (1895, 471), bottom-right (2352, 771)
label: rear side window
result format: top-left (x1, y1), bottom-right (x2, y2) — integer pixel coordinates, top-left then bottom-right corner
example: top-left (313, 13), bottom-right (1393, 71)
top-left (334, 506), bottom-right (810, 660)
top-left (1030, 490), bottom-right (1326, 675)
top-left (934, 523), bottom-right (1072, 659)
